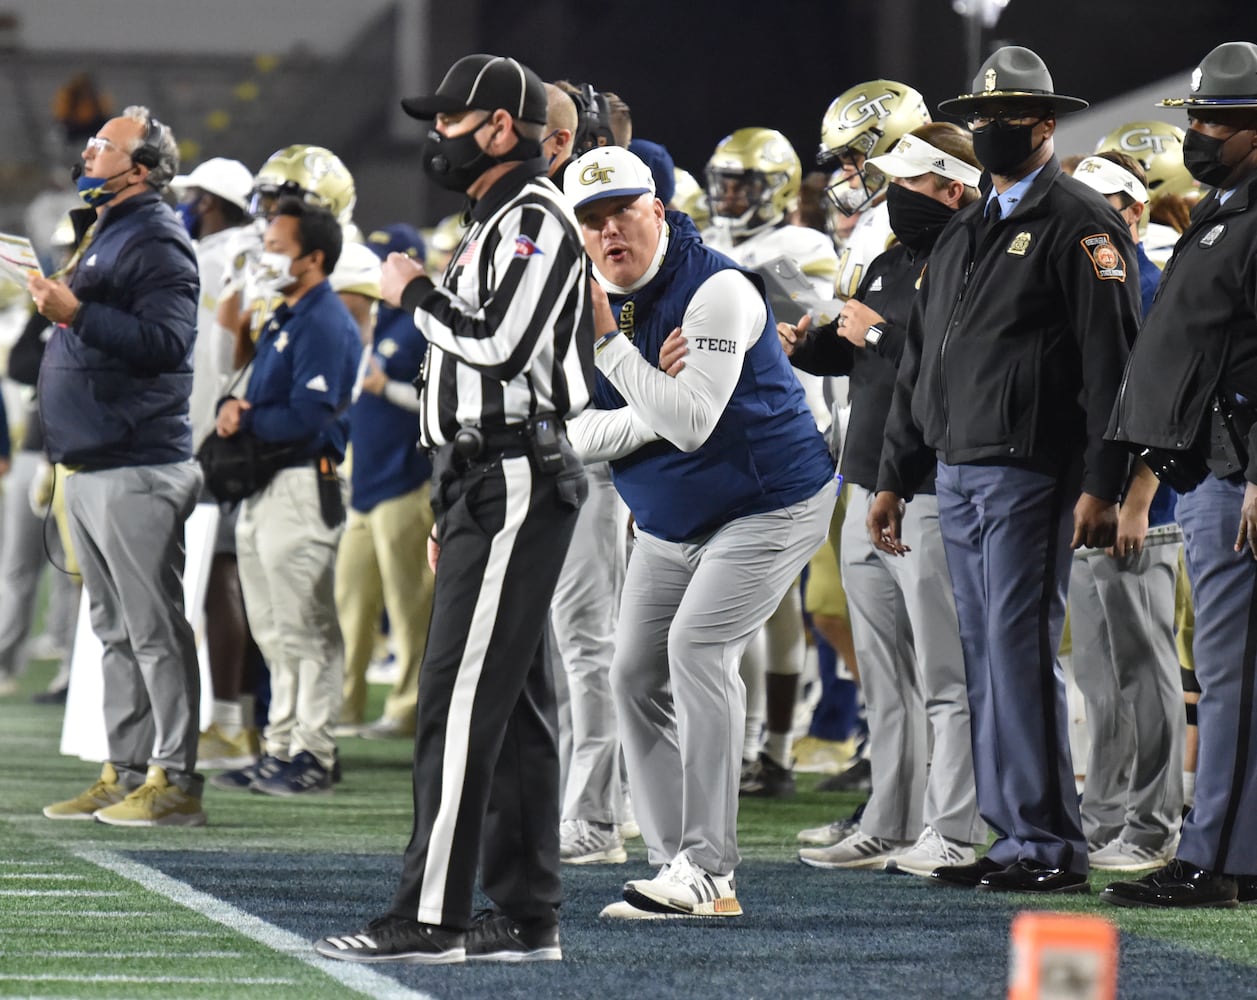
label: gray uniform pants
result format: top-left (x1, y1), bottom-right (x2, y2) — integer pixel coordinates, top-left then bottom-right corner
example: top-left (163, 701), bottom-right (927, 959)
top-left (0, 451), bottom-right (78, 676)
top-left (64, 461), bottom-right (203, 792)
top-left (236, 465), bottom-right (345, 770)
top-left (551, 462), bottom-right (627, 825)
top-left (842, 485), bottom-right (985, 844)
top-left (1069, 535), bottom-right (1184, 850)
top-left (611, 481), bottom-right (835, 875)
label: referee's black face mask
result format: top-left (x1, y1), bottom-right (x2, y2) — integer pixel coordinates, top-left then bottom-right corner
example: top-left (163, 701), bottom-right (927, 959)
top-left (422, 115), bottom-right (544, 193)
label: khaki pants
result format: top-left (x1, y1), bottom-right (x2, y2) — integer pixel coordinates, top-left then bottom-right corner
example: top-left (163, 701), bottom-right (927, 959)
top-left (236, 466), bottom-right (345, 769)
top-left (335, 484), bottom-right (435, 728)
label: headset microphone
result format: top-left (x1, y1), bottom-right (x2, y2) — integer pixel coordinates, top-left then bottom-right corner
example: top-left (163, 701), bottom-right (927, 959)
top-left (431, 155), bottom-right (450, 174)
top-left (70, 162), bottom-right (83, 182)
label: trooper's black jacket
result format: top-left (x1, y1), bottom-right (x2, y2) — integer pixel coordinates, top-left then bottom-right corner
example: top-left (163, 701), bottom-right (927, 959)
top-left (878, 157), bottom-right (1141, 501)
top-left (1107, 172), bottom-right (1257, 482)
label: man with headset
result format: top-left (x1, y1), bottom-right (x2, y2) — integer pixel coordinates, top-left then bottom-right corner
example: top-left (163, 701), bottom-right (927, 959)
top-left (33, 106), bottom-right (206, 827)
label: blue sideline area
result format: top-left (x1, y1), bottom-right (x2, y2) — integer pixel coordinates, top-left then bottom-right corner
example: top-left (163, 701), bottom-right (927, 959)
top-left (132, 852), bottom-right (1257, 999)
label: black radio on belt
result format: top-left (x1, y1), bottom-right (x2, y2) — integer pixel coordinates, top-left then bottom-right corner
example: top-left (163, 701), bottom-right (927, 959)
top-left (527, 416), bottom-right (565, 475)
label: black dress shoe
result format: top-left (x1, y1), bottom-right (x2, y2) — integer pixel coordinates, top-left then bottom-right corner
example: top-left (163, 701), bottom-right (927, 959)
top-left (1102, 859), bottom-right (1238, 909)
top-left (978, 859), bottom-right (1089, 894)
top-left (929, 856), bottom-right (1004, 888)
top-left (1236, 875), bottom-right (1257, 903)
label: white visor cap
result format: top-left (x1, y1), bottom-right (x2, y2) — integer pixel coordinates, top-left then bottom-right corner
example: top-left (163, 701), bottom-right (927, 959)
top-left (1072, 155), bottom-right (1149, 205)
top-left (866, 133), bottom-right (982, 188)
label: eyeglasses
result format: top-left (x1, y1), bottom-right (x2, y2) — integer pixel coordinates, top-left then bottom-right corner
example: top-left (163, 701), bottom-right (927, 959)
top-left (963, 111), bottom-right (1049, 131)
top-left (84, 135), bottom-right (123, 155)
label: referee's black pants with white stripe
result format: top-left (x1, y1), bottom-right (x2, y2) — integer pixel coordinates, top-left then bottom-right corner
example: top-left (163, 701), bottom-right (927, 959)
top-left (390, 445), bottom-right (583, 930)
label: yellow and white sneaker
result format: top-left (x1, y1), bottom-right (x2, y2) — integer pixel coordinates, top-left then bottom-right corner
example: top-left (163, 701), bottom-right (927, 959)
top-left (792, 735), bottom-right (857, 775)
top-left (94, 766), bottom-right (207, 827)
top-left (43, 763), bottom-right (129, 820)
top-left (197, 724), bottom-right (260, 770)
top-left (623, 855), bottom-right (743, 916)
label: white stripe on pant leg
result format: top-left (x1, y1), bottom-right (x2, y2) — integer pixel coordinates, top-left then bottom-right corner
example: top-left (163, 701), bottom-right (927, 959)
top-left (417, 456), bottom-right (533, 925)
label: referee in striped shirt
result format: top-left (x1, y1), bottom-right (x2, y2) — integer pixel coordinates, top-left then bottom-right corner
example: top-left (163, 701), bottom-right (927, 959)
top-left (316, 54), bottom-right (593, 965)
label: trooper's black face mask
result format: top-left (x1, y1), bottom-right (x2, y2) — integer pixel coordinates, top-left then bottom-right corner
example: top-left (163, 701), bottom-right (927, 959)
top-left (421, 116), bottom-right (544, 193)
top-left (1182, 128), bottom-right (1245, 188)
top-left (886, 183), bottom-right (957, 251)
top-left (971, 121), bottom-right (1045, 176)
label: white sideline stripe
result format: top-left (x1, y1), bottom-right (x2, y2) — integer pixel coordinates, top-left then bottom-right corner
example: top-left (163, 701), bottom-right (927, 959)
top-left (7, 909), bottom-right (165, 917)
top-left (74, 848), bottom-right (436, 1000)
top-left (0, 873), bottom-right (86, 880)
top-left (0, 974), bottom-right (295, 985)
top-left (17, 950), bottom-right (247, 959)
top-left (0, 890), bottom-right (121, 896)
top-left (3, 928), bottom-right (216, 937)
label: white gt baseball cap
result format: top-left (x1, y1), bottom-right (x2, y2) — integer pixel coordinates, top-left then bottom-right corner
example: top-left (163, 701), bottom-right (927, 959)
top-left (1072, 155), bottom-right (1149, 205)
top-left (564, 146), bottom-right (657, 210)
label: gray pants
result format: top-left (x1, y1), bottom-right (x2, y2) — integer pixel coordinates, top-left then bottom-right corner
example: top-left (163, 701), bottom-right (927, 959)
top-left (551, 462), bottom-right (627, 825)
top-left (64, 461), bottom-right (203, 792)
top-left (612, 481), bottom-right (835, 874)
top-left (0, 451), bottom-right (78, 676)
top-left (236, 465), bottom-right (345, 770)
top-left (842, 486), bottom-right (985, 844)
top-left (1069, 536), bottom-right (1184, 850)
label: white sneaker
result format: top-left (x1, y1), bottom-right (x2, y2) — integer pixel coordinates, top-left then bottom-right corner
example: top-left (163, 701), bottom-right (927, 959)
top-left (798, 830), bottom-right (907, 870)
top-left (560, 819), bottom-right (628, 864)
top-left (623, 855), bottom-right (742, 916)
top-left (1088, 839), bottom-right (1173, 872)
top-left (796, 816), bottom-right (859, 846)
top-left (884, 826), bottom-right (976, 876)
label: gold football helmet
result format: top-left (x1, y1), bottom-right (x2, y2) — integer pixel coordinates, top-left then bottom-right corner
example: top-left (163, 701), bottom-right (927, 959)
top-left (818, 80), bottom-right (930, 215)
top-left (1095, 121), bottom-right (1198, 201)
top-left (671, 167), bottom-right (710, 230)
top-left (705, 128), bottom-right (801, 239)
top-left (248, 145), bottom-right (357, 224)
top-left (421, 213), bottom-right (469, 275)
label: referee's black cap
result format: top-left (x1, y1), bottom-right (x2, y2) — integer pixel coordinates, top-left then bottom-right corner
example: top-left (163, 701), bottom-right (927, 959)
top-left (402, 54), bottom-right (548, 125)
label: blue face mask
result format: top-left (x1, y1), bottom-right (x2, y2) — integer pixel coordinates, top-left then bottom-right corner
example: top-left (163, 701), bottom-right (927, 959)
top-left (176, 201), bottom-right (201, 238)
top-left (76, 168), bottom-right (132, 208)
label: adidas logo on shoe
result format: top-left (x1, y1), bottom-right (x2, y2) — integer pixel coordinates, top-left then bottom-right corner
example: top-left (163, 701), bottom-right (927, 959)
top-left (622, 854), bottom-right (743, 917)
top-left (315, 915), bottom-right (465, 964)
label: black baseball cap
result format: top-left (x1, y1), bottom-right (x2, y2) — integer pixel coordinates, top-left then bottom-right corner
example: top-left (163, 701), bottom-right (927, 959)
top-left (401, 54), bottom-right (548, 125)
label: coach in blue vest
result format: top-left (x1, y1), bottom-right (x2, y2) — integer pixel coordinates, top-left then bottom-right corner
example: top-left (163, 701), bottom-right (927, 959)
top-left (564, 146), bottom-right (836, 919)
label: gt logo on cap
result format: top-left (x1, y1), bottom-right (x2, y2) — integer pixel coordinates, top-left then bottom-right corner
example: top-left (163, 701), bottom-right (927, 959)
top-left (580, 163), bottom-right (615, 185)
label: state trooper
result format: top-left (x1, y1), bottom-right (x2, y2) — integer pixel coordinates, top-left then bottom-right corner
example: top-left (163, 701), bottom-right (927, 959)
top-left (1105, 40), bottom-right (1257, 910)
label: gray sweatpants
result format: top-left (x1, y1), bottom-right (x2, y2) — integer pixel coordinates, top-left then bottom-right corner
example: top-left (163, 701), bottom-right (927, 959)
top-left (842, 486), bottom-right (985, 845)
top-left (551, 462), bottom-right (627, 825)
top-left (1069, 533), bottom-right (1184, 849)
top-left (64, 461), bottom-right (203, 792)
top-left (611, 480), bottom-right (835, 875)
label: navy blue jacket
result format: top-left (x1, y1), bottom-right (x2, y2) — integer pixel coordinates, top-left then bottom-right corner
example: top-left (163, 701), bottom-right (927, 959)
top-left (241, 280), bottom-right (360, 462)
top-left (349, 304), bottom-right (431, 513)
top-left (594, 212), bottom-right (834, 542)
top-left (39, 192), bottom-right (199, 469)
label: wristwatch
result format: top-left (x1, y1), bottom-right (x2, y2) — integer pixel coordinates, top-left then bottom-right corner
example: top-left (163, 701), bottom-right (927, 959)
top-left (865, 325), bottom-right (883, 346)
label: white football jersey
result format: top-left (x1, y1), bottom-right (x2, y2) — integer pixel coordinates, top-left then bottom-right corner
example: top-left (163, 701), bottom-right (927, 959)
top-left (834, 200), bottom-right (893, 300)
top-left (704, 223), bottom-right (839, 299)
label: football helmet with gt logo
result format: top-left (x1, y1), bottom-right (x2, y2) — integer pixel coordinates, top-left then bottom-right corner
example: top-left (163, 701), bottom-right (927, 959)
top-left (247, 144), bottom-right (357, 224)
top-left (705, 127), bottom-right (802, 241)
top-left (1095, 121), bottom-right (1196, 200)
top-left (818, 80), bottom-right (929, 216)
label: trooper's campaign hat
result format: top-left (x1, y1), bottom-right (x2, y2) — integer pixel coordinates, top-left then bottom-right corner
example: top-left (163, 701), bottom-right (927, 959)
top-left (939, 46), bottom-right (1088, 117)
top-left (1159, 41), bottom-right (1257, 110)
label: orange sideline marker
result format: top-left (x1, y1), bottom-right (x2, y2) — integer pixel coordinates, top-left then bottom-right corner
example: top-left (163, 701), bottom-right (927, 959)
top-left (1008, 911), bottom-right (1118, 1000)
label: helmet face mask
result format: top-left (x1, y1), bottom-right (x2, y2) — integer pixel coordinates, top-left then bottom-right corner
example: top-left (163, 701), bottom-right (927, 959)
top-left (704, 128), bottom-right (801, 239)
top-left (818, 80), bottom-right (929, 216)
top-left (249, 145), bottom-right (357, 224)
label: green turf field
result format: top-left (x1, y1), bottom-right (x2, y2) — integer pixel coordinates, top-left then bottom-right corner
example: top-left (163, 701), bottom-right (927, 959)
top-left (2, 657), bottom-right (1255, 999)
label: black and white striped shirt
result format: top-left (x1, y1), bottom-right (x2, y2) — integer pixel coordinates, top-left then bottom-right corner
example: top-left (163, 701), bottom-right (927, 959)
top-left (400, 160), bottom-right (594, 447)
